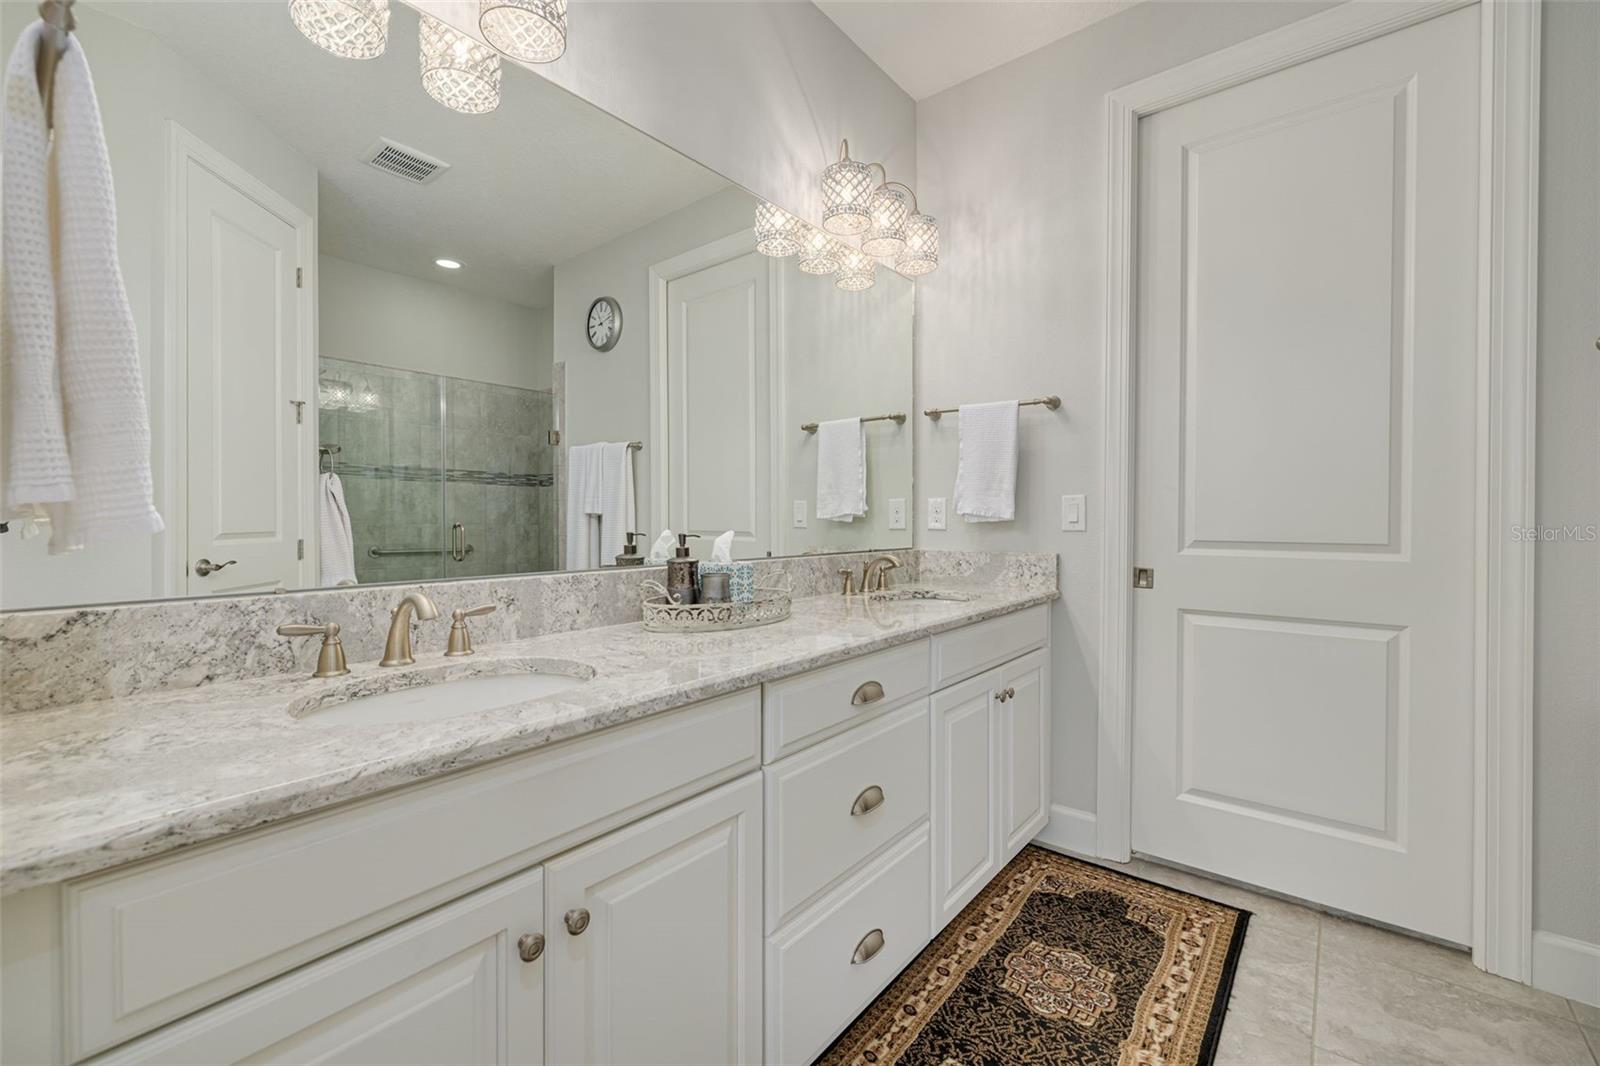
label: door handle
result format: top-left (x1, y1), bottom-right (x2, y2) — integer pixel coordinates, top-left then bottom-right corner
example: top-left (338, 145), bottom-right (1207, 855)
top-left (850, 928), bottom-right (886, 965)
top-left (451, 522), bottom-right (466, 562)
top-left (851, 680), bottom-right (885, 706)
top-left (193, 558), bottom-right (237, 577)
top-left (850, 785), bottom-right (885, 817)
top-left (516, 933), bottom-right (545, 962)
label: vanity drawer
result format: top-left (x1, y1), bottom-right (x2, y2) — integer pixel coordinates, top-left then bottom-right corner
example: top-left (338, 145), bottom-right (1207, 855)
top-left (930, 603), bottom-right (1047, 689)
top-left (765, 826), bottom-right (931, 1066)
top-left (764, 699), bottom-right (929, 931)
top-left (61, 689), bottom-right (759, 1060)
top-left (763, 639), bottom-right (930, 760)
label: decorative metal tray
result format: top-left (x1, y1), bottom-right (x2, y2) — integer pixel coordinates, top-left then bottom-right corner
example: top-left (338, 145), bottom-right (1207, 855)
top-left (640, 580), bottom-right (792, 633)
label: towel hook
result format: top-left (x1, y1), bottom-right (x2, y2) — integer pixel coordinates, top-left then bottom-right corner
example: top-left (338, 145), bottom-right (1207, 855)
top-left (35, 0), bottom-right (75, 131)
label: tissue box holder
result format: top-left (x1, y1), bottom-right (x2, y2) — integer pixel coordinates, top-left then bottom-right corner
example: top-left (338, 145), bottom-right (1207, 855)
top-left (698, 561), bottom-right (754, 603)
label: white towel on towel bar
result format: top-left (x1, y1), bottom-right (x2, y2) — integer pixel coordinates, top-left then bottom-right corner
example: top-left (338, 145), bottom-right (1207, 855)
top-left (564, 443), bottom-right (604, 570)
top-left (595, 441), bottom-right (636, 565)
top-left (815, 418), bottom-right (866, 522)
top-left (953, 401), bottom-right (1018, 523)
top-left (318, 472), bottom-right (358, 586)
top-left (1, 23), bottom-right (163, 551)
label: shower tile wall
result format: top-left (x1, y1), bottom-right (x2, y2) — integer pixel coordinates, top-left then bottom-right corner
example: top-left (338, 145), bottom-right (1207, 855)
top-left (319, 358), bottom-right (556, 586)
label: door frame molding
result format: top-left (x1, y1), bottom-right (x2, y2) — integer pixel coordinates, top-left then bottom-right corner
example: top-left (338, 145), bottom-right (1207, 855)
top-left (646, 229), bottom-right (784, 546)
top-left (1095, 0), bottom-right (1539, 980)
top-left (159, 122), bottom-right (317, 596)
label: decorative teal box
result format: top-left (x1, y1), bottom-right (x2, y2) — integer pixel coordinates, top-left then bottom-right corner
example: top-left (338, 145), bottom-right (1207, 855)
top-left (699, 561), bottom-right (754, 603)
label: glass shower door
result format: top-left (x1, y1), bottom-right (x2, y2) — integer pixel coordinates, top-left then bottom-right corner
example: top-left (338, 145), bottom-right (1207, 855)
top-left (443, 376), bottom-right (557, 580)
top-left (318, 358), bottom-right (446, 585)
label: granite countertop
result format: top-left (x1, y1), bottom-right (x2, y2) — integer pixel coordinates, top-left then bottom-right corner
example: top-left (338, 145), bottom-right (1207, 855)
top-left (0, 583), bottom-right (1055, 895)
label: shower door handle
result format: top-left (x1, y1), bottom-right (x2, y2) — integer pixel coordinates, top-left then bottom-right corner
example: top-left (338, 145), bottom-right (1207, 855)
top-left (450, 523), bottom-right (467, 562)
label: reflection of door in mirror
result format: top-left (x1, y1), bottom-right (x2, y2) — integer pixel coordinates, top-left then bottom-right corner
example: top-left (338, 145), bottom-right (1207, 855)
top-left (663, 242), bottom-right (773, 559)
top-left (177, 134), bottom-right (313, 597)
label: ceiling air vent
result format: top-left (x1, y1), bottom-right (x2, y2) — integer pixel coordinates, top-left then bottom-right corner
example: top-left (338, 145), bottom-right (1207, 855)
top-left (361, 138), bottom-right (450, 185)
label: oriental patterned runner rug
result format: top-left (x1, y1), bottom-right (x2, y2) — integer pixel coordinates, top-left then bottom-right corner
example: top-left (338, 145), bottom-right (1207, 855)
top-left (818, 846), bottom-right (1250, 1066)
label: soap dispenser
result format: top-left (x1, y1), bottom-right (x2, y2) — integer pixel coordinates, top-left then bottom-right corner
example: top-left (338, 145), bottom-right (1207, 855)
top-left (666, 533), bottom-right (700, 603)
top-left (614, 531), bottom-right (647, 567)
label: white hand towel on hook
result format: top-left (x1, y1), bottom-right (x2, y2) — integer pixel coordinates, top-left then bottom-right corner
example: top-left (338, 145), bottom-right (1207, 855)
top-left (1, 22), bottom-right (163, 551)
top-left (953, 401), bottom-right (1018, 523)
top-left (815, 418), bottom-right (866, 522)
top-left (318, 472), bottom-right (358, 586)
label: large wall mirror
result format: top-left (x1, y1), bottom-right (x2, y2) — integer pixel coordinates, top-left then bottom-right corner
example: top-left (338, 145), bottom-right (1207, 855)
top-left (0, 1), bottom-right (914, 611)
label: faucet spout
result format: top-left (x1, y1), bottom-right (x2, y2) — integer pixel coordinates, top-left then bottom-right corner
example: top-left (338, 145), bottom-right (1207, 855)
top-left (380, 591), bottom-right (439, 667)
top-left (862, 554), bottom-right (902, 594)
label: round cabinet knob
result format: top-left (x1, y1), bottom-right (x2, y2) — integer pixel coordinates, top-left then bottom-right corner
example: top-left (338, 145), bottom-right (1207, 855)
top-left (564, 908), bottom-right (591, 935)
top-left (517, 932), bottom-right (545, 962)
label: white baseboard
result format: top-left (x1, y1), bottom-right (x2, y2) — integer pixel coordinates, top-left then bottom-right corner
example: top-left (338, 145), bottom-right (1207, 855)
top-left (1531, 930), bottom-right (1600, 1007)
top-left (1032, 804), bottom-right (1097, 858)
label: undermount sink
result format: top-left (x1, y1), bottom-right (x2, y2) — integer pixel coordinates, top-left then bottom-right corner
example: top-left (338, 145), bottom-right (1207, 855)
top-left (289, 658), bottom-right (595, 726)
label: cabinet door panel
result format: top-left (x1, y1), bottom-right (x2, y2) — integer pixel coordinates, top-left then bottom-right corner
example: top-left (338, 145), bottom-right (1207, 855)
top-left (94, 870), bottom-right (543, 1066)
top-left (999, 650), bottom-right (1050, 857)
top-left (545, 773), bottom-right (762, 1066)
top-left (930, 675), bottom-right (998, 931)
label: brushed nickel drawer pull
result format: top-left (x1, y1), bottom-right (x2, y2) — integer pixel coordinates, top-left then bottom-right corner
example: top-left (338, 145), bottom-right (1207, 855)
top-left (517, 932), bottom-right (545, 962)
top-left (564, 908), bottom-right (591, 935)
top-left (850, 784), bottom-right (886, 817)
top-left (851, 928), bottom-right (886, 965)
top-left (852, 680), bottom-right (885, 706)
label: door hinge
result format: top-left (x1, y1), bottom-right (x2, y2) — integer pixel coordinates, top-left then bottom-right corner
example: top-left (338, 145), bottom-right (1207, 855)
top-left (297, 538), bottom-right (305, 561)
top-left (1133, 567), bottom-right (1155, 589)
top-left (290, 400), bottom-right (305, 424)
top-left (547, 429), bottom-right (561, 446)
top-left (296, 266), bottom-right (304, 288)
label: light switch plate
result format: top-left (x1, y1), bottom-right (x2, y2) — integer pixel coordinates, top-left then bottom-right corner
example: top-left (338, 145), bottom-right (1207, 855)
top-left (888, 498), bottom-right (906, 530)
top-left (792, 500), bottom-right (808, 529)
top-left (927, 497), bottom-right (947, 531)
top-left (1062, 494), bottom-right (1086, 532)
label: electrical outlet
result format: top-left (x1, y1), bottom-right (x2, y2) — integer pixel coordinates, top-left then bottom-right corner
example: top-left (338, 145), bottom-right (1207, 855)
top-left (1062, 494), bottom-right (1086, 532)
top-left (792, 500), bottom-right (808, 529)
top-left (927, 497), bottom-right (947, 531)
top-left (888, 498), bottom-right (906, 530)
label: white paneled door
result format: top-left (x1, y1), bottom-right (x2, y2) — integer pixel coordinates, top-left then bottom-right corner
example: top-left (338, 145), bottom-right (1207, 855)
top-left (182, 152), bottom-right (307, 596)
top-left (1130, 6), bottom-right (1480, 942)
top-left (664, 250), bottom-right (772, 558)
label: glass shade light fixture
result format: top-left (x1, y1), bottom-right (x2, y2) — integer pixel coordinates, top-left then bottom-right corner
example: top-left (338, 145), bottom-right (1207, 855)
top-left (834, 247), bottom-right (876, 292)
top-left (896, 212), bottom-right (940, 276)
top-left (820, 140), bottom-right (876, 236)
top-left (754, 201), bottom-right (802, 257)
top-left (861, 184), bottom-right (911, 257)
top-left (478, 0), bottom-right (567, 63)
top-left (420, 14), bottom-right (501, 114)
top-left (288, 0), bottom-right (390, 60)
top-left (795, 225), bottom-right (843, 275)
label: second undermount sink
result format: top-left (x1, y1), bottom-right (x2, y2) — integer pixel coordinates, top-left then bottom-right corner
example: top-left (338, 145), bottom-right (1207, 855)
top-left (289, 658), bottom-right (595, 726)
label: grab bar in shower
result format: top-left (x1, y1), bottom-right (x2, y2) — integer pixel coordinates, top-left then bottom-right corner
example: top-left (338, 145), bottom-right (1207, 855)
top-left (367, 544), bottom-right (475, 559)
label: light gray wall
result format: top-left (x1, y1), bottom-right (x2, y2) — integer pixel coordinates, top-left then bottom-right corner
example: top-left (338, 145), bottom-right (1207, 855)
top-left (319, 256), bottom-right (552, 392)
top-left (414, 0), bottom-right (915, 222)
top-left (913, 0), bottom-right (1340, 818)
top-left (1533, 0), bottom-right (1599, 947)
top-left (916, 0), bottom-right (1599, 953)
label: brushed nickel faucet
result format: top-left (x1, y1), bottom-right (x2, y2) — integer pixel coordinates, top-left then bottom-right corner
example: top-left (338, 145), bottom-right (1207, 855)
top-left (275, 621), bottom-right (349, 678)
top-left (380, 591), bottom-right (440, 667)
top-left (445, 603), bottom-right (498, 657)
top-left (861, 554), bottom-right (902, 593)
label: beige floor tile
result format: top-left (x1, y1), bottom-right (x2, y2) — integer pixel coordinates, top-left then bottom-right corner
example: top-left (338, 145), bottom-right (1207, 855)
top-left (1315, 946), bottom-right (1595, 1066)
top-left (1215, 1011), bottom-right (1314, 1066)
top-left (1129, 859), bottom-right (1321, 939)
top-left (1312, 1046), bottom-right (1363, 1065)
top-left (1228, 922), bottom-right (1320, 1034)
top-left (1581, 1026), bottom-right (1599, 1063)
top-left (1319, 915), bottom-right (1573, 1020)
top-left (1572, 999), bottom-right (1600, 1029)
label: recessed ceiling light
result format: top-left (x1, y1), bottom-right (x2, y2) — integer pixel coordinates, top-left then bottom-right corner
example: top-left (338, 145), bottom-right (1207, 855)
top-left (435, 258), bottom-right (462, 270)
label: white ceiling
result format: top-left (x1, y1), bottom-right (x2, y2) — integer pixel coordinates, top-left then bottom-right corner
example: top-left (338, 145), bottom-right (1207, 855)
top-left (96, 2), bottom-right (733, 308)
top-left (815, 0), bottom-right (1144, 101)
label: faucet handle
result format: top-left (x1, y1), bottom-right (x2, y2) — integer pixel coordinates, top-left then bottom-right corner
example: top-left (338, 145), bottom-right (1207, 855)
top-left (445, 603), bottom-right (497, 657)
top-left (275, 622), bottom-right (349, 678)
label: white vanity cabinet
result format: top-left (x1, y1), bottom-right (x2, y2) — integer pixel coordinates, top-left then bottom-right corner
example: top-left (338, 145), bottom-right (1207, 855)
top-left (4, 600), bottom-right (1054, 1066)
top-left (544, 773), bottom-right (763, 1066)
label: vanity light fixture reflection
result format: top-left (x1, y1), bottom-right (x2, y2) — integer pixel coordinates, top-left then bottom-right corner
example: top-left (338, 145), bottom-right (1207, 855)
top-left (288, 0), bottom-right (390, 60)
top-left (754, 201), bottom-right (801, 257)
top-left (795, 225), bottom-right (843, 275)
top-left (419, 14), bottom-right (501, 114)
top-left (435, 257), bottom-right (463, 269)
top-left (479, 0), bottom-right (567, 64)
top-left (834, 247), bottom-right (876, 292)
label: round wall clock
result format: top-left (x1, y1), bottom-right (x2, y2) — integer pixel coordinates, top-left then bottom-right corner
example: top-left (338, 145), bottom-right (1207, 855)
top-left (586, 296), bottom-right (623, 352)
